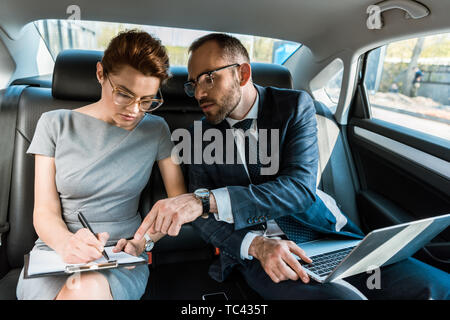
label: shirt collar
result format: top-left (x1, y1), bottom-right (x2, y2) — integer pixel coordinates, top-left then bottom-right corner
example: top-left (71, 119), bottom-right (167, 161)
top-left (226, 92), bottom-right (259, 127)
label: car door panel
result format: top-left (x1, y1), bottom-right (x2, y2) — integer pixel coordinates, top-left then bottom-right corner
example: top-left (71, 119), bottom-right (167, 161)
top-left (347, 65), bottom-right (450, 272)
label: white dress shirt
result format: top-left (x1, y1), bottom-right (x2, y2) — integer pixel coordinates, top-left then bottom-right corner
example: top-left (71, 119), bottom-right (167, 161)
top-left (210, 93), bottom-right (285, 260)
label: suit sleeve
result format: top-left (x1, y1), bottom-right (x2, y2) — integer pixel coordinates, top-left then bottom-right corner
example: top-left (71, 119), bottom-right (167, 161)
top-left (227, 91), bottom-right (319, 230)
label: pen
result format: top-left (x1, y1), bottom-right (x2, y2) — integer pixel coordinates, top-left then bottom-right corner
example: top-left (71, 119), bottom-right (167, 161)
top-left (77, 211), bottom-right (110, 261)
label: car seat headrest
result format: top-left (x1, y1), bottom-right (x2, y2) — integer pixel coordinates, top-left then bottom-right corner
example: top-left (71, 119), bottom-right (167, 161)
top-left (251, 62), bottom-right (293, 89)
top-left (52, 49), bottom-right (103, 101)
top-left (51, 49), bottom-right (293, 102)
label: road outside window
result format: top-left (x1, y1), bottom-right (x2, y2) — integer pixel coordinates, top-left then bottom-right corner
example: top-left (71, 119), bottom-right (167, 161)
top-left (364, 33), bottom-right (450, 141)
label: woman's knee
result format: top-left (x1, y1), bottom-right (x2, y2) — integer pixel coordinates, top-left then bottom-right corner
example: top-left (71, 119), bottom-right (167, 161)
top-left (56, 272), bottom-right (112, 300)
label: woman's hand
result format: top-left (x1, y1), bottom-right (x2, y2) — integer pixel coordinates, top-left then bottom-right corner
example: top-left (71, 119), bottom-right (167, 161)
top-left (112, 238), bottom-right (145, 256)
top-left (60, 228), bottom-right (109, 264)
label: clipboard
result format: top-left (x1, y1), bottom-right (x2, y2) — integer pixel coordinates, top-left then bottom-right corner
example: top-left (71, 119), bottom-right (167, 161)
top-left (23, 246), bottom-right (147, 279)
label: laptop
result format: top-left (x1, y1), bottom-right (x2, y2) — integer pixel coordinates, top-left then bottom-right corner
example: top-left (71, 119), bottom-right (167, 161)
top-left (295, 213), bottom-right (450, 283)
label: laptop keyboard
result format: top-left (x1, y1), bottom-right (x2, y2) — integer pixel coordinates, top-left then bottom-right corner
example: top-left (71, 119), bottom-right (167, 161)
top-left (300, 246), bottom-right (355, 277)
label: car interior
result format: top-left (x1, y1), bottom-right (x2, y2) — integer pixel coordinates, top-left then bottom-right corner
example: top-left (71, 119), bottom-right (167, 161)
top-left (0, 0), bottom-right (449, 300)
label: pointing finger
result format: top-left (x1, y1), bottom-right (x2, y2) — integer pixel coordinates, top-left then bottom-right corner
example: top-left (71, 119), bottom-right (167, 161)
top-left (154, 213), bottom-right (165, 234)
top-left (160, 215), bottom-right (172, 234)
top-left (134, 203), bottom-right (160, 240)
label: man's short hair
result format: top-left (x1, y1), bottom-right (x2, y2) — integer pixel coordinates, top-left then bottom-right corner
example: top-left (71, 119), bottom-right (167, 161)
top-left (188, 33), bottom-right (250, 63)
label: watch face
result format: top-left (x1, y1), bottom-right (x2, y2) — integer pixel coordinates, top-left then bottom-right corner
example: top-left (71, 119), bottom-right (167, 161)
top-left (144, 233), bottom-right (154, 252)
top-left (195, 188), bottom-right (210, 198)
top-left (145, 241), bottom-right (154, 252)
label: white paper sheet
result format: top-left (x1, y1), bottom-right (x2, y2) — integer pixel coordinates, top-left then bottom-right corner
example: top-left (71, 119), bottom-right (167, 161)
top-left (27, 246), bottom-right (145, 276)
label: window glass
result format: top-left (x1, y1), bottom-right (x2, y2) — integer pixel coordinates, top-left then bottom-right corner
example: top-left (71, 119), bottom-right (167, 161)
top-left (324, 67), bottom-right (343, 105)
top-left (34, 20), bottom-right (301, 66)
top-left (312, 59), bottom-right (344, 114)
top-left (364, 33), bottom-right (450, 141)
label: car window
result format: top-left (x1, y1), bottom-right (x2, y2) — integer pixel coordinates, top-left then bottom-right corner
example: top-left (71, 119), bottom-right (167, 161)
top-left (364, 33), bottom-right (450, 141)
top-left (312, 58), bottom-right (344, 114)
top-left (34, 20), bottom-right (301, 66)
top-left (324, 67), bottom-right (343, 106)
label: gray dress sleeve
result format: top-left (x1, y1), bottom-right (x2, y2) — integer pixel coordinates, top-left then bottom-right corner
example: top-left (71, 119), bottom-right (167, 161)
top-left (156, 119), bottom-right (174, 161)
top-left (26, 113), bottom-right (57, 157)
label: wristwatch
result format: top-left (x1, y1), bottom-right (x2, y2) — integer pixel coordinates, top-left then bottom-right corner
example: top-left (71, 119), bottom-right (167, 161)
top-left (194, 188), bottom-right (210, 219)
top-left (143, 233), bottom-right (155, 252)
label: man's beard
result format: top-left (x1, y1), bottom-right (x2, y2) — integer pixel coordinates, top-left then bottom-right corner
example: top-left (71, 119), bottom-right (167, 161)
top-left (202, 81), bottom-right (241, 125)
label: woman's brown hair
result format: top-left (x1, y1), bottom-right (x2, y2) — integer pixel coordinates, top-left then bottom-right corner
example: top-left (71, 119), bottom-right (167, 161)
top-left (102, 29), bottom-right (170, 84)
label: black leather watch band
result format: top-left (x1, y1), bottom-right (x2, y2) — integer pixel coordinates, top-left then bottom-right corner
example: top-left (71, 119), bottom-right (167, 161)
top-left (200, 196), bottom-right (210, 217)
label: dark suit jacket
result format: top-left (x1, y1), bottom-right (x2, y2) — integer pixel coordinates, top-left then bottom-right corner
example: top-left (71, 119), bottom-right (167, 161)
top-left (184, 84), bottom-right (363, 281)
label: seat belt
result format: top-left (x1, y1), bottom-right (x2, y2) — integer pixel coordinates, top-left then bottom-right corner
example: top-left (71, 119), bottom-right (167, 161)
top-left (0, 85), bottom-right (28, 246)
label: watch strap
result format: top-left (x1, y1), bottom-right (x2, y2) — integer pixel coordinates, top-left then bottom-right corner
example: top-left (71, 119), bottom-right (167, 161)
top-left (200, 196), bottom-right (210, 217)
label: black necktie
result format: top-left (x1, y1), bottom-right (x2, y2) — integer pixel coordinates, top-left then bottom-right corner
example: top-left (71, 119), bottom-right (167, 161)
top-left (233, 119), bottom-right (320, 242)
top-left (233, 119), bottom-right (262, 184)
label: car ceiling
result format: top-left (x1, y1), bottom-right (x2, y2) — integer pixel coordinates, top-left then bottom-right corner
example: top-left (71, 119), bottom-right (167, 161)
top-left (1, 0), bottom-right (449, 61)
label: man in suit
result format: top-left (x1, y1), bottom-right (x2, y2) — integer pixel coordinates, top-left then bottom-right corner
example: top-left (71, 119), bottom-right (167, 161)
top-left (135, 33), bottom-right (449, 300)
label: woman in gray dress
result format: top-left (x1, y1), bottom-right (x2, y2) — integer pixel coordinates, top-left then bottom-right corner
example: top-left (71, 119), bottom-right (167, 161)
top-left (16, 30), bottom-right (186, 300)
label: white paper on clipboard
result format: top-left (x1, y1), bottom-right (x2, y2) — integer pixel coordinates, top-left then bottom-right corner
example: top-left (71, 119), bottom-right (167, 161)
top-left (25, 246), bottom-right (146, 278)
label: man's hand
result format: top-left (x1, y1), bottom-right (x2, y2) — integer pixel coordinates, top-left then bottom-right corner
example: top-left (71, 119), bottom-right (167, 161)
top-left (248, 236), bottom-right (313, 284)
top-left (134, 193), bottom-right (203, 239)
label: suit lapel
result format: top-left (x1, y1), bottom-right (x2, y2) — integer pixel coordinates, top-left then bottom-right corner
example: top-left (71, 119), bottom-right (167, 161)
top-left (255, 84), bottom-right (270, 131)
top-left (254, 85), bottom-right (281, 182)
